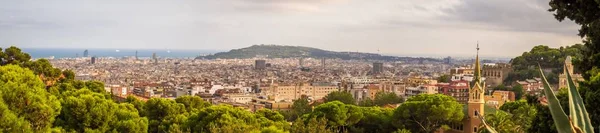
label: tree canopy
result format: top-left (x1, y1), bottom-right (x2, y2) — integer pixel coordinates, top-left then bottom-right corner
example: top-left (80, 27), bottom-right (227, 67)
top-left (392, 94), bottom-right (464, 133)
top-left (548, 0), bottom-right (600, 131)
top-left (323, 91), bottom-right (356, 105)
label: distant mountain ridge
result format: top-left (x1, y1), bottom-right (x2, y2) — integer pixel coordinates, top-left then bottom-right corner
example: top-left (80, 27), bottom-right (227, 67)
top-left (196, 45), bottom-right (441, 62)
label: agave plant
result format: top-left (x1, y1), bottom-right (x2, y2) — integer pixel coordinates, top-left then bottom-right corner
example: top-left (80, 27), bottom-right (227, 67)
top-left (481, 65), bottom-right (595, 133)
top-left (538, 65), bottom-right (594, 133)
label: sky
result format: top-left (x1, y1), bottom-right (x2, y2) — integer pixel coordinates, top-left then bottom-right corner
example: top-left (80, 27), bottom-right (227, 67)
top-left (0, 0), bottom-right (583, 57)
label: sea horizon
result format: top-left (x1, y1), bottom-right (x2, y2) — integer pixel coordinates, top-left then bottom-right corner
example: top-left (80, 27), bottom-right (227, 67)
top-left (21, 48), bottom-right (223, 59)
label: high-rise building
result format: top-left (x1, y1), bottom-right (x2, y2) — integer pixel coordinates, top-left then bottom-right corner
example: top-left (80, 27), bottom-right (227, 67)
top-left (135, 50), bottom-right (138, 60)
top-left (372, 62), bottom-right (383, 74)
top-left (299, 58), bottom-right (304, 67)
top-left (444, 56), bottom-right (452, 64)
top-left (321, 58), bottom-right (326, 69)
top-left (152, 53), bottom-right (158, 64)
top-left (83, 50), bottom-right (89, 57)
top-left (90, 56), bottom-right (96, 64)
top-left (255, 60), bottom-right (266, 70)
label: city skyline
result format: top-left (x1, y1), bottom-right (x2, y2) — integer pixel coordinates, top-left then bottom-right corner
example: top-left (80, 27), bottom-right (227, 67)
top-left (1, 0), bottom-right (581, 57)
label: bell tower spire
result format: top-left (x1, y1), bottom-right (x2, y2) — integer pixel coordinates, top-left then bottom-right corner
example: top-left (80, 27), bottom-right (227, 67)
top-left (466, 42), bottom-right (486, 133)
top-left (474, 42), bottom-right (481, 84)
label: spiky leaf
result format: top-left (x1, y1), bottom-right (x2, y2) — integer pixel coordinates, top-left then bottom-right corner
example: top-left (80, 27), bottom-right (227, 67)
top-left (539, 66), bottom-right (573, 133)
top-left (565, 65), bottom-right (594, 133)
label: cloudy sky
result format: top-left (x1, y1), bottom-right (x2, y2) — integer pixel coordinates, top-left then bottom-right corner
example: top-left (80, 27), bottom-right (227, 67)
top-left (0, 0), bottom-right (583, 57)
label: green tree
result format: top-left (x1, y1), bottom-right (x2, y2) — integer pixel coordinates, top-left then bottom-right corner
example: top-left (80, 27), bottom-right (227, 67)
top-left (525, 90), bottom-right (569, 133)
top-left (436, 75), bottom-right (450, 83)
top-left (479, 111), bottom-right (517, 133)
top-left (548, 1), bottom-right (600, 129)
top-left (145, 98), bottom-right (187, 132)
top-left (352, 107), bottom-right (395, 133)
top-left (283, 96), bottom-right (312, 121)
top-left (392, 94), bottom-right (464, 133)
top-left (125, 96), bottom-right (146, 116)
top-left (175, 95), bottom-right (211, 113)
top-left (186, 105), bottom-right (265, 133)
top-left (1, 46), bottom-right (31, 65)
top-left (373, 92), bottom-right (403, 106)
top-left (358, 97), bottom-right (375, 107)
top-left (290, 117), bottom-right (336, 133)
top-left (0, 65), bottom-right (61, 132)
top-left (512, 84), bottom-right (524, 100)
top-left (323, 91), bottom-right (356, 105)
top-left (497, 100), bottom-right (537, 132)
top-left (55, 88), bottom-right (148, 132)
top-left (304, 101), bottom-right (364, 132)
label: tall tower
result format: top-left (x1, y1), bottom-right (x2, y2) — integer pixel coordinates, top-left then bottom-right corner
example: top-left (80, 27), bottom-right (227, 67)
top-left (135, 50), bottom-right (138, 60)
top-left (152, 53), bottom-right (158, 64)
top-left (466, 43), bottom-right (485, 133)
top-left (83, 49), bottom-right (89, 57)
top-left (321, 58), bottom-right (326, 70)
top-left (564, 56), bottom-right (574, 75)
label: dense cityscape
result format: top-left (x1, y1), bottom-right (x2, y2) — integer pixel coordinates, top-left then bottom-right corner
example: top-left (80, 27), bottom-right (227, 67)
top-left (2, 0), bottom-right (600, 133)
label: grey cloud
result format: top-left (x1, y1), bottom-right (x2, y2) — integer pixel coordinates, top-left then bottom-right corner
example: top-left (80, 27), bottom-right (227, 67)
top-left (443, 0), bottom-right (579, 35)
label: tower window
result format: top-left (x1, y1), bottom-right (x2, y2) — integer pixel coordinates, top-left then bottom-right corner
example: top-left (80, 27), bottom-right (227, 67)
top-left (474, 127), bottom-right (477, 132)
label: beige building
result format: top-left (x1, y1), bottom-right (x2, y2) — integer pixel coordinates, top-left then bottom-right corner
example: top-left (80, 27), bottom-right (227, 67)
top-left (484, 90), bottom-right (515, 108)
top-left (482, 63), bottom-right (512, 87)
top-left (222, 93), bottom-right (256, 104)
top-left (265, 82), bottom-right (339, 102)
top-left (559, 56), bottom-right (584, 89)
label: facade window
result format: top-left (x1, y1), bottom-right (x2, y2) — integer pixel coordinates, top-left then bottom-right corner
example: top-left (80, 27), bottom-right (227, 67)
top-left (473, 127), bottom-right (477, 133)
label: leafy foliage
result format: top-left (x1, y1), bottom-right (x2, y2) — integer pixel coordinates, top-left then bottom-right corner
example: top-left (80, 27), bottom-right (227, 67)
top-left (373, 92), bottom-right (404, 106)
top-left (548, 1), bottom-right (600, 130)
top-left (506, 45), bottom-right (584, 84)
top-left (323, 91), bottom-right (356, 105)
top-left (392, 94), bottom-right (464, 133)
top-left (0, 65), bottom-right (61, 132)
top-left (200, 44), bottom-right (441, 62)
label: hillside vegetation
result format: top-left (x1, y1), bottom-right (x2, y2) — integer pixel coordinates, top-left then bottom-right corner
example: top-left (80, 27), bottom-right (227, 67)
top-left (198, 44), bottom-right (441, 62)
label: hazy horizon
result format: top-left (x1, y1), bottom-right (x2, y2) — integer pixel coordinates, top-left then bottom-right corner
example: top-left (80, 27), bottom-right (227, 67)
top-left (1, 0), bottom-right (582, 57)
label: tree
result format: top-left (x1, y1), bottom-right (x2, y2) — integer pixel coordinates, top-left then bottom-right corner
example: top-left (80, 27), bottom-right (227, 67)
top-left (506, 45), bottom-right (584, 84)
top-left (291, 117), bottom-right (336, 133)
top-left (512, 84), bottom-right (524, 100)
top-left (392, 94), bottom-right (464, 133)
top-left (525, 90), bottom-right (569, 133)
top-left (479, 111), bottom-right (517, 133)
top-left (125, 96), bottom-right (146, 117)
top-left (323, 91), bottom-right (356, 105)
top-left (373, 92), bottom-right (403, 106)
top-left (175, 96), bottom-right (211, 113)
top-left (145, 98), bottom-right (187, 132)
top-left (0, 65), bottom-right (61, 132)
top-left (1, 46), bottom-right (31, 65)
top-left (497, 100), bottom-right (537, 132)
top-left (186, 105), bottom-right (267, 133)
top-left (352, 107), bottom-right (395, 133)
top-left (436, 75), bottom-right (450, 83)
top-left (55, 88), bottom-right (148, 132)
top-left (358, 98), bottom-right (375, 107)
top-left (548, 1), bottom-right (600, 130)
top-left (285, 96), bottom-right (312, 121)
top-left (304, 101), bottom-right (364, 132)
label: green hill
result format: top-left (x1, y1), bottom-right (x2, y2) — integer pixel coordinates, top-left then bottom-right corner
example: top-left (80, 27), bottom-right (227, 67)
top-left (197, 45), bottom-right (441, 62)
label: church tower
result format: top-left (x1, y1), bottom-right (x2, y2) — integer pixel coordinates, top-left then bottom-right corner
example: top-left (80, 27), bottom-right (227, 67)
top-left (466, 44), bottom-right (485, 133)
top-left (564, 56), bottom-right (574, 75)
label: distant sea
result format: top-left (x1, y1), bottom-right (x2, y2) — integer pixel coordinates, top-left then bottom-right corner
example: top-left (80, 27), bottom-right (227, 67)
top-left (22, 48), bottom-right (223, 59)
